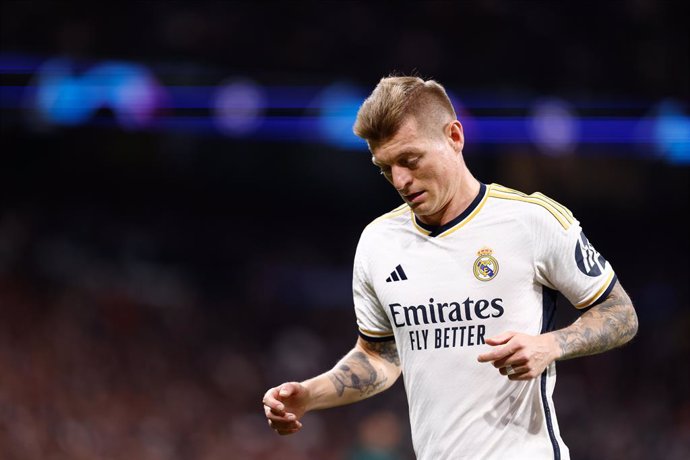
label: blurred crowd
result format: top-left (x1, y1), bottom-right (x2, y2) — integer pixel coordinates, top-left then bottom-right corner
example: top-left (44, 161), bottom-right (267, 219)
top-left (0, 207), bottom-right (415, 460)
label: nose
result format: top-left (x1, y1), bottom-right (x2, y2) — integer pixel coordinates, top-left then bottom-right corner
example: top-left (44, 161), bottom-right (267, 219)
top-left (391, 165), bottom-right (412, 192)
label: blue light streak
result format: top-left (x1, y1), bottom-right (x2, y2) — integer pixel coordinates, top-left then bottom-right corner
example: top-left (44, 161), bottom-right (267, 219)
top-left (1, 53), bottom-right (686, 161)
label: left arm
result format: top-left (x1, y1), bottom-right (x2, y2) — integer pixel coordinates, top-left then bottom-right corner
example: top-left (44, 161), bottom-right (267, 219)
top-left (550, 280), bottom-right (637, 360)
top-left (478, 280), bottom-right (638, 380)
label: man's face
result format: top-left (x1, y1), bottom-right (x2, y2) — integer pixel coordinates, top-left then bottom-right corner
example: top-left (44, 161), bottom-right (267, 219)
top-left (371, 116), bottom-right (463, 224)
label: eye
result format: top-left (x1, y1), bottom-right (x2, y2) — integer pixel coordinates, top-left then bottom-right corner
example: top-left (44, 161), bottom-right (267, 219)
top-left (379, 167), bottom-right (392, 177)
top-left (402, 156), bottom-right (420, 168)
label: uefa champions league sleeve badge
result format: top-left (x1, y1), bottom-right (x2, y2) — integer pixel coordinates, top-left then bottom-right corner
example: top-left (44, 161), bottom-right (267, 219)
top-left (473, 247), bottom-right (499, 282)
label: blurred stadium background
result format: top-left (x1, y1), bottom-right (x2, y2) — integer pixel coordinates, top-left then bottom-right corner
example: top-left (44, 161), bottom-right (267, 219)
top-left (1, 1), bottom-right (688, 459)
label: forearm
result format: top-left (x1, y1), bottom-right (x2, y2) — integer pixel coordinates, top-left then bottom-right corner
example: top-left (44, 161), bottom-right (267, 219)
top-left (548, 281), bottom-right (638, 361)
top-left (301, 338), bottom-right (401, 412)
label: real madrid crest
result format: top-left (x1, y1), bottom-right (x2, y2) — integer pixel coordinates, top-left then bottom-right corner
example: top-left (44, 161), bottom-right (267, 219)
top-left (473, 247), bottom-right (499, 281)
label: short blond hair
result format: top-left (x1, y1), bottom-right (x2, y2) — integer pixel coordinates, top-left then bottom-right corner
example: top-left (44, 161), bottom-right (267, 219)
top-left (353, 76), bottom-right (456, 145)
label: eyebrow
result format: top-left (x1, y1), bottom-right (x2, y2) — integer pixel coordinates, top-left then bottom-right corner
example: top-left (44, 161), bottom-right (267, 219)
top-left (371, 149), bottom-right (422, 167)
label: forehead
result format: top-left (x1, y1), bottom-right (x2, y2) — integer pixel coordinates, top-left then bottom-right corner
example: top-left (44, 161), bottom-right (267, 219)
top-left (371, 117), bottom-right (426, 165)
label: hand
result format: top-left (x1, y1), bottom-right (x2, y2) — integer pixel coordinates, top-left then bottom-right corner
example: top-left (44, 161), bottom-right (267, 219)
top-left (262, 382), bottom-right (310, 435)
top-left (477, 331), bottom-right (559, 381)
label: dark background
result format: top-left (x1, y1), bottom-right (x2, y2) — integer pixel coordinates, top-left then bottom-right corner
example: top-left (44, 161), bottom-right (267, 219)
top-left (1, 1), bottom-right (688, 459)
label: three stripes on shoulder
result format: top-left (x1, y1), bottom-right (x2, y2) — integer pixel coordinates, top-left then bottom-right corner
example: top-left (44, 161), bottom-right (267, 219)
top-left (489, 184), bottom-right (575, 230)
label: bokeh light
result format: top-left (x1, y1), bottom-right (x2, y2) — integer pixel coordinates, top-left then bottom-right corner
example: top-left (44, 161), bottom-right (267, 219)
top-left (213, 78), bottom-right (266, 137)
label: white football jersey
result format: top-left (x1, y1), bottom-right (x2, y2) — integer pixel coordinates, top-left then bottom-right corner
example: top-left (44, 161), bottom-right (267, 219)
top-left (353, 183), bottom-right (616, 460)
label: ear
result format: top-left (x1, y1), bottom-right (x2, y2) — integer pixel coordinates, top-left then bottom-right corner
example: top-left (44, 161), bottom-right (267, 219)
top-left (447, 120), bottom-right (464, 152)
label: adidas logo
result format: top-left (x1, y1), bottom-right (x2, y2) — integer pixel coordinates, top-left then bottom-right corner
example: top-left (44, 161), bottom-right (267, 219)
top-left (386, 264), bottom-right (408, 283)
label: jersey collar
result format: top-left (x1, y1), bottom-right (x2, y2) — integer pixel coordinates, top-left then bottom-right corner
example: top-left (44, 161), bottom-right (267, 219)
top-left (412, 182), bottom-right (488, 238)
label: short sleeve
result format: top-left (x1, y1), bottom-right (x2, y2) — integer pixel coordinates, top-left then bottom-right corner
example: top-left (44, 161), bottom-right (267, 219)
top-left (352, 232), bottom-right (394, 341)
top-left (533, 204), bottom-right (617, 309)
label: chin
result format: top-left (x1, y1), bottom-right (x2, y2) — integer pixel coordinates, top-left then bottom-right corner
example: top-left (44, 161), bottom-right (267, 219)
top-left (410, 203), bottom-right (431, 215)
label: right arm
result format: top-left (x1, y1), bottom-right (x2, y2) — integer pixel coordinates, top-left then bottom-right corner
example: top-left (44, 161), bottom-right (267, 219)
top-left (262, 337), bottom-right (401, 435)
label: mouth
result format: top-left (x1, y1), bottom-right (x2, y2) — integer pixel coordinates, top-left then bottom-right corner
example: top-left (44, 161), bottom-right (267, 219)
top-left (404, 191), bottom-right (425, 203)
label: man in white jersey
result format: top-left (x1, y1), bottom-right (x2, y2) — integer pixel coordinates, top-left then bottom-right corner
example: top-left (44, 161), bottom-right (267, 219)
top-left (262, 76), bottom-right (638, 459)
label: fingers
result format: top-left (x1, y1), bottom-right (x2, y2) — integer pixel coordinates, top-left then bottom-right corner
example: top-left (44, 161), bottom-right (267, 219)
top-left (262, 383), bottom-right (305, 435)
top-left (494, 361), bottom-right (543, 380)
top-left (498, 363), bottom-right (525, 375)
top-left (484, 331), bottom-right (516, 346)
top-left (264, 401), bottom-right (302, 435)
top-left (492, 355), bottom-right (530, 379)
top-left (263, 403), bottom-right (295, 423)
top-left (491, 354), bottom-right (527, 369)
top-left (501, 366), bottom-right (539, 381)
top-left (478, 333), bottom-right (537, 380)
top-left (262, 387), bottom-right (286, 415)
top-left (267, 417), bottom-right (303, 435)
top-left (264, 404), bottom-right (302, 434)
top-left (477, 344), bottom-right (515, 363)
top-left (477, 332), bottom-right (518, 363)
top-left (264, 382), bottom-right (299, 408)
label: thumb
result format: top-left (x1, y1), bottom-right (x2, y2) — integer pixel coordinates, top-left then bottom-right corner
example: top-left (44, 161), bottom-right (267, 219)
top-left (485, 331), bottom-right (516, 346)
top-left (278, 382), bottom-right (298, 398)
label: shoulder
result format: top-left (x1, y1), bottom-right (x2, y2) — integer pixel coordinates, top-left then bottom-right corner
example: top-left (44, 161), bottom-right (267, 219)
top-left (362, 203), bottom-right (411, 234)
top-left (485, 183), bottom-right (576, 231)
top-left (355, 203), bottom-right (411, 250)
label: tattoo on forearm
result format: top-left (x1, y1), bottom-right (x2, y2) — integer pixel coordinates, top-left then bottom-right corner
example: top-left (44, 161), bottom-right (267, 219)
top-left (362, 340), bottom-right (400, 366)
top-left (328, 351), bottom-right (387, 397)
top-left (553, 282), bottom-right (638, 360)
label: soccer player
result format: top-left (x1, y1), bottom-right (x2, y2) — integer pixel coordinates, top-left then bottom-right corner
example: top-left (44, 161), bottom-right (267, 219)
top-left (262, 76), bottom-right (638, 459)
